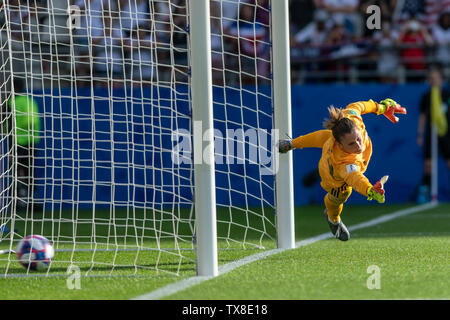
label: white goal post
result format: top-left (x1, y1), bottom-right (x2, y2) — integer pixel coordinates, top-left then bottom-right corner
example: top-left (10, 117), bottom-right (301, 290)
top-left (272, 0), bottom-right (294, 249)
top-left (0, 0), bottom-right (294, 277)
top-left (189, 0), bottom-right (218, 277)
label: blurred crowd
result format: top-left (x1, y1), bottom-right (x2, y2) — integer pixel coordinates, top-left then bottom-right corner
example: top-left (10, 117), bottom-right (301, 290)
top-left (290, 0), bottom-right (450, 83)
top-left (2, 0), bottom-right (450, 87)
top-left (3, 0), bottom-right (190, 88)
top-left (2, 0), bottom-right (274, 88)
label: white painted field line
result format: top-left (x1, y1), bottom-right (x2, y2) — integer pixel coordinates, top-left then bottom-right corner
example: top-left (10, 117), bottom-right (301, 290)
top-left (132, 202), bottom-right (438, 300)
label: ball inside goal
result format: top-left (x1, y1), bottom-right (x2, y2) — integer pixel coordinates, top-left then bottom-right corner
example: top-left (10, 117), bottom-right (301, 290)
top-left (16, 235), bottom-right (55, 271)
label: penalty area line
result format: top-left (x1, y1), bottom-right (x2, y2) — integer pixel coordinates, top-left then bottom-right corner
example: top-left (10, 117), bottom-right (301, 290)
top-left (132, 202), bottom-right (438, 300)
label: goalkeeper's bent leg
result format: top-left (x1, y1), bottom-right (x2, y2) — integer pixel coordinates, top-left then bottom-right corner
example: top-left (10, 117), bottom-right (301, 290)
top-left (323, 187), bottom-right (352, 223)
top-left (324, 194), bottom-right (343, 223)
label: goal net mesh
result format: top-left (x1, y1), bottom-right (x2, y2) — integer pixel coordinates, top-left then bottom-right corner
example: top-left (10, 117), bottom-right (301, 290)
top-left (0, 0), bottom-right (276, 277)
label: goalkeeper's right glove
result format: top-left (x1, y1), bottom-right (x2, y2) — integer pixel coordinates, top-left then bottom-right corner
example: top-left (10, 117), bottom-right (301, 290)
top-left (278, 139), bottom-right (292, 153)
top-left (367, 179), bottom-right (386, 204)
top-left (376, 98), bottom-right (407, 123)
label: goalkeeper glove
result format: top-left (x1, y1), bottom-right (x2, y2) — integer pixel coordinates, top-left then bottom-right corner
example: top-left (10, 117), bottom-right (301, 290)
top-left (278, 139), bottom-right (292, 153)
top-left (367, 175), bottom-right (388, 203)
top-left (377, 98), bottom-right (407, 123)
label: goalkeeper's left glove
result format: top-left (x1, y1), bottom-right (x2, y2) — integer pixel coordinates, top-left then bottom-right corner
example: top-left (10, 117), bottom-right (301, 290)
top-left (278, 139), bottom-right (292, 153)
top-left (367, 175), bottom-right (388, 204)
top-left (376, 98), bottom-right (407, 123)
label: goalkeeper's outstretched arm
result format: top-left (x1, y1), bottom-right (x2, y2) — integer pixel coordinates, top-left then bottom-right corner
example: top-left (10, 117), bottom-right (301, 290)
top-left (279, 130), bottom-right (332, 153)
top-left (345, 99), bottom-right (407, 123)
top-left (367, 176), bottom-right (388, 203)
top-left (343, 170), bottom-right (387, 204)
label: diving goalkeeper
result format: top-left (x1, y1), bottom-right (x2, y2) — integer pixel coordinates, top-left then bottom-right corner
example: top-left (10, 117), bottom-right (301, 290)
top-left (278, 99), bottom-right (407, 241)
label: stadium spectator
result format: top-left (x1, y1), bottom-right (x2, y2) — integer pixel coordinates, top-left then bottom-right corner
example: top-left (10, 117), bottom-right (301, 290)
top-left (321, 15), bottom-right (354, 81)
top-left (124, 23), bottom-right (155, 85)
top-left (74, 0), bottom-right (112, 41)
top-left (144, 0), bottom-right (189, 83)
top-left (93, 13), bottom-right (125, 86)
top-left (213, 0), bottom-right (250, 33)
top-left (210, 1), bottom-right (226, 85)
top-left (73, 0), bottom-right (116, 87)
top-left (396, 18), bottom-right (434, 81)
top-left (324, 15), bottom-right (351, 45)
top-left (372, 18), bottom-right (400, 82)
top-left (393, 0), bottom-right (426, 25)
top-left (432, 11), bottom-right (450, 69)
top-left (149, 0), bottom-right (170, 42)
top-left (292, 9), bottom-right (332, 47)
top-left (290, 9), bottom-right (332, 82)
top-left (423, 0), bottom-right (450, 26)
top-left (8, 78), bottom-right (41, 210)
top-left (315, 0), bottom-right (361, 35)
top-left (416, 66), bottom-right (450, 202)
top-left (8, 0), bottom-right (31, 77)
top-left (118, 0), bottom-right (150, 37)
top-left (8, 0), bottom-right (30, 42)
top-left (289, 0), bottom-right (317, 35)
top-left (172, 2), bottom-right (189, 66)
top-left (227, 1), bottom-right (270, 83)
top-left (255, 0), bottom-right (270, 25)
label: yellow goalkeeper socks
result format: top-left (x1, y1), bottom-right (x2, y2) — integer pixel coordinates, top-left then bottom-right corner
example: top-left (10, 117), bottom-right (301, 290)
top-left (324, 194), bottom-right (343, 224)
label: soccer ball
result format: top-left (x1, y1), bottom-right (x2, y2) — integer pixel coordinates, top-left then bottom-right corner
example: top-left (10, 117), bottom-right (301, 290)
top-left (16, 235), bottom-right (54, 271)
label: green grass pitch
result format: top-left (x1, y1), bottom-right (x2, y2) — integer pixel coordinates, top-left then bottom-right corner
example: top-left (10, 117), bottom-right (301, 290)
top-left (0, 203), bottom-right (449, 300)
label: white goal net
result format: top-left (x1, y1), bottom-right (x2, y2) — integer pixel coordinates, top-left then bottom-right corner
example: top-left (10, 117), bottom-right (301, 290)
top-left (0, 0), bottom-right (277, 277)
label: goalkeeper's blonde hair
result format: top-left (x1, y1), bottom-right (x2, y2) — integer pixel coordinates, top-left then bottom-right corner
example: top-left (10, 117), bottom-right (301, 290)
top-left (323, 106), bottom-right (357, 143)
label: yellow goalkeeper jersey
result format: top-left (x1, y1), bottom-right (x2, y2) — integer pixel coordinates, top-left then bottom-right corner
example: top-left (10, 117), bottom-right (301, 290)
top-left (292, 100), bottom-right (380, 196)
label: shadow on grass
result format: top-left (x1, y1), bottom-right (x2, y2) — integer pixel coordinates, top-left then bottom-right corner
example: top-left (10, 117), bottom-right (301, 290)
top-left (4, 259), bottom-right (197, 276)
